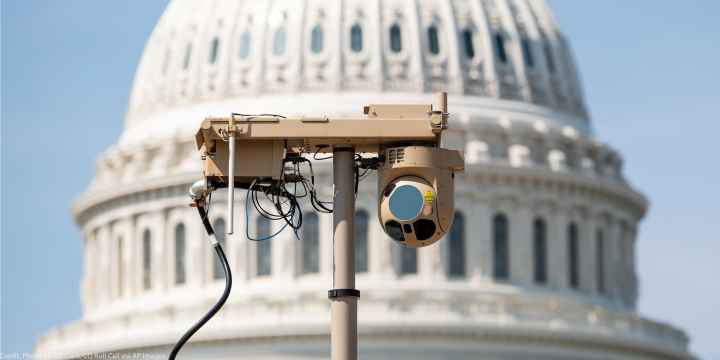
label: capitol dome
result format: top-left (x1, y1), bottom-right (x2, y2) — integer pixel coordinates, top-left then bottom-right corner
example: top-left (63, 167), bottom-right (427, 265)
top-left (37, 0), bottom-right (692, 359)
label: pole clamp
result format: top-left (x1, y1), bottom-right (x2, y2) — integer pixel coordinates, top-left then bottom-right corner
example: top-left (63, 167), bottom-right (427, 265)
top-left (328, 288), bottom-right (360, 299)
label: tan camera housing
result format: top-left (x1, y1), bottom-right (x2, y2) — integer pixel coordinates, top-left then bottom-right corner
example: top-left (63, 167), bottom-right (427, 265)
top-left (378, 146), bottom-right (464, 248)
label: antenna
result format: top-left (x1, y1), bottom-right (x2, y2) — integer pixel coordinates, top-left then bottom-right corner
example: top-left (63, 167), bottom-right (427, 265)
top-left (227, 115), bottom-right (236, 235)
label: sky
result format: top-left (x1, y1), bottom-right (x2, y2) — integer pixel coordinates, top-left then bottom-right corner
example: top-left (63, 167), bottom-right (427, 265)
top-left (1, 0), bottom-right (718, 358)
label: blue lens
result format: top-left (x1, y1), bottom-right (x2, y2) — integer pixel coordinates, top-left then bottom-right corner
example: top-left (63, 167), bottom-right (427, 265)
top-left (389, 185), bottom-right (424, 221)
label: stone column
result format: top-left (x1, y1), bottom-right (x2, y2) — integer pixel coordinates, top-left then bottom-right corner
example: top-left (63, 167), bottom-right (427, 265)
top-left (153, 212), bottom-right (167, 292)
top-left (628, 225), bottom-right (639, 308)
top-left (607, 218), bottom-right (623, 305)
top-left (511, 205), bottom-right (533, 285)
top-left (98, 225), bottom-right (111, 305)
top-left (581, 213), bottom-right (597, 294)
top-left (548, 207), bottom-right (568, 289)
top-left (469, 198), bottom-right (491, 282)
top-left (82, 229), bottom-right (95, 311)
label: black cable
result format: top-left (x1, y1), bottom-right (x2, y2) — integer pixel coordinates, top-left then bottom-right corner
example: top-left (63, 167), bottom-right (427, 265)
top-left (168, 205), bottom-right (232, 360)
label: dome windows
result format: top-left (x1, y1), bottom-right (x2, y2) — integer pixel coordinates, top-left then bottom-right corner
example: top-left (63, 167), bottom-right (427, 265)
top-left (142, 229), bottom-right (152, 290)
top-left (521, 37), bottom-right (535, 68)
top-left (350, 24), bottom-right (363, 53)
top-left (568, 222), bottom-right (580, 289)
top-left (174, 223), bottom-right (186, 286)
top-left (533, 218), bottom-right (548, 284)
top-left (447, 212), bottom-right (466, 278)
top-left (493, 33), bottom-right (508, 64)
top-left (239, 31), bottom-right (251, 60)
top-left (209, 37), bottom-right (220, 65)
top-left (272, 27), bottom-right (287, 56)
top-left (596, 228), bottom-right (605, 294)
top-left (355, 210), bottom-right (369, 273)
top-left (543, 42), bottom-right (556, 74)
top-left (462, 28), bottom-right (475, 59)
top-left (310, 25), bottom-right (324, 54)
top-left (427, 25), bottom-right (440, 55)
top-left (492, 213), bottom-right (509, 280)
top-left (256, 217), bottom-right (272, 276)
top-left (212, 219), bottom-right (226, 280)
top-left (399, 246), bottom-right (417, 275)
top-left (389, 24), bottom-right (403, 53)
top-left (301, 213), bottom-right (320, 274)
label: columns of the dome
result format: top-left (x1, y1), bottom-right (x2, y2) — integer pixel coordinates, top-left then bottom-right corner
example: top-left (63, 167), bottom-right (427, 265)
top-left (548, 207), bottom-right (568, 289)
top-left (369, 0), bottom-right (385, 91)
top-left (407, 0), bottom-right (427, 92)
top-left (470, 195), bottom-right (492, 282)
top-left (81, 229), bottom-right (94, 313)
top-left (97, 225), bottom-right (112, 305)
top-left (329, 0), bottom-right (344, 91)
top-left (620, 220), bottom-right (638, 308)
top-left (468, 0), bottom-right (497, 97)
top-left (511, 204), bottom-right (533, 285)
top-left (581, 212), bottom-right (599, 295)
top-left (110, 217), bottom-right (131, 301)
top-left (628, 225), bottom-right (639, 308)
top-left (496, 0), bottom-right (531, 102)
top-left (607, 218), bottom-right (623, 306)
top-left (442, 0), bottom-right (464, 94)
top-left (515, 0), bottom-right (553, 107)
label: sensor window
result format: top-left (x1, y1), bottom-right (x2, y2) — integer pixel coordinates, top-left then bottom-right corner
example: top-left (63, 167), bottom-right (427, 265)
top-left (385, 220), bottom-right (405, 242)
top-left (388, 185), bottom-right (424, 221)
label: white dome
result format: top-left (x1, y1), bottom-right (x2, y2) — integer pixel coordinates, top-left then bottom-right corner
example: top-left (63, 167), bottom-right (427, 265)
top-left (36, 1), bottom-right (693, 359)
top-left (122, 0), bottom-right (590, 145)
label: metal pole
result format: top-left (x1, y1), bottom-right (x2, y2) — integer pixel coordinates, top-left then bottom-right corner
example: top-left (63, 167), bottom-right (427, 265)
top-left (330, 146), bottom-right (358, 360)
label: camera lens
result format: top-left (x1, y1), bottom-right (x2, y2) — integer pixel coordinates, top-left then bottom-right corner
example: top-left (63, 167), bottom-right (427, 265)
top-left (388, 185), bottom-right (424, 221)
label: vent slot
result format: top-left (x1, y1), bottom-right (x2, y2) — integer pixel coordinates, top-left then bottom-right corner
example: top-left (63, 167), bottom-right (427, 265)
top-left (396, 149), bottom-right (405, 163)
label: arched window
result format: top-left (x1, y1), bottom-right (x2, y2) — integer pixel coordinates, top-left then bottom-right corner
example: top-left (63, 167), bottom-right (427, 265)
top-left (272, 28), bottom-right (287, 56)
top-left (389, 24), bottom-right (402, 53)
top-left (310, 25), bottom-right (324, 54)
top-left (427, 25), bottom-right (440, 55)
top-left (461, 28), bottom-right (475, 59)
top-left (596, 228), bottom-right (605, 293)
top-left (543, 42), bottom-right (556, 73)
top-left (301, 213), bottom-right (320, 274)
top-left (182, 43), bottom-right (193, 70)
top-left (117, 237), bottom-right (124, 297)
top-left (448, 212), bottom-right (466, 277)
top-left (568, 222), bottom-right (580, 289)
top-left (209, 36), bottom-right (220, 64)
top-left (355, 210), bottom-right (369, 273)
top-left (492, 213), bottom-right (509, 280)
top-left (142, 229), bottom-right (152, 290)
top-left (256, 217), bottom-right (272, 276)
top-left (400, 247), bottom-right (417, 275)
top-left (350, 24), bottom-right (363, 53)
top-left (493, 33), bottom-right (508, 64)
top-left (174, 223), bottom-right (186, 285)
top-left (213, 219), bottom-right (226, 280)
top-left (521, 37), bottom-right (534, 68)
top-left (239, 30), bottom-right (252, 59)
top-left (533, 218), bottom-right (547, 284)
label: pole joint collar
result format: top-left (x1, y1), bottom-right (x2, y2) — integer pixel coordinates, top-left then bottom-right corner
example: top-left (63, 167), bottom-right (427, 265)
top-left (328, 288), bottom-right (360, 299)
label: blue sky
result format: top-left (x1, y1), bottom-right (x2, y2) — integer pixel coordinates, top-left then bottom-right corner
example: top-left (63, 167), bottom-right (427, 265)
top-left (2, 0), bottom-right (718, 358)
